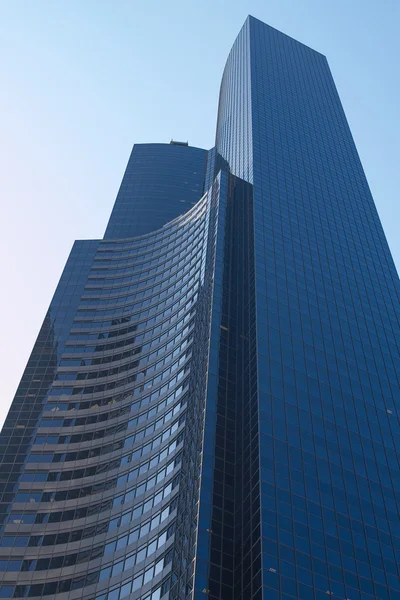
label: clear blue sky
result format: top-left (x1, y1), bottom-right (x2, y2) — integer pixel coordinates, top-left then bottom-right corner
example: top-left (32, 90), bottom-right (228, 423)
top-left (0, 0), bottom-right (398, 427)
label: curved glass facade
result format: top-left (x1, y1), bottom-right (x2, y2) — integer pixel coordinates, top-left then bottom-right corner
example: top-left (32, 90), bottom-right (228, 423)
top-left (0, 157), bottom-right (227, 599)
top-left (1, 15), bottom-right (400, 600)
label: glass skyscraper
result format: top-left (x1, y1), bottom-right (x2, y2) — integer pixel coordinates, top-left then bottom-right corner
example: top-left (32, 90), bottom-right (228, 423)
top-left (1, 15), bottom-right (399, 600)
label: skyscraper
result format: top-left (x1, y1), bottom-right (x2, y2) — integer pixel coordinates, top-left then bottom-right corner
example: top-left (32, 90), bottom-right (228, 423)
top-left (0, 14), bottom-right (399, 600)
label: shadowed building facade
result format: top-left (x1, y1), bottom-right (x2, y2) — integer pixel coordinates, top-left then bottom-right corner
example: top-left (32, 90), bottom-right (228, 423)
top-left (0, 15), bottom-right (399, 600)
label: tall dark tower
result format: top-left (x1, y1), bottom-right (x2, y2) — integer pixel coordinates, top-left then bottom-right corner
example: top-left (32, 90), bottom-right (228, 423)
top-left (1, 16), bottom-right (399, 600)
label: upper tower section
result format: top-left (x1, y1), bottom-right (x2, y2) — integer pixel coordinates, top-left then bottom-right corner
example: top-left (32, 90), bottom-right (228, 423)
top-left (215, 16), bottom-right (329, 185)
top-left (104, 143), bottom-right (208, 239)
top-left (215, 17), bottom-right (253, 183)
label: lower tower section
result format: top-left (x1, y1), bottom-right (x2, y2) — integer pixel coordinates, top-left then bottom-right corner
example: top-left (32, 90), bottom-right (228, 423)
top-left (0, 181), bottom-right (225, 600)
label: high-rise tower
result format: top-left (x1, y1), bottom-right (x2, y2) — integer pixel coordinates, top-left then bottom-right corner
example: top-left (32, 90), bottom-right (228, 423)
top-left (1, 16), bottom-right (399, 600)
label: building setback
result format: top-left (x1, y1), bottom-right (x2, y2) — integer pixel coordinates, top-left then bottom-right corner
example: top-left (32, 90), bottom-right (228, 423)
top-left (0, 15), bottom-right (399, 600)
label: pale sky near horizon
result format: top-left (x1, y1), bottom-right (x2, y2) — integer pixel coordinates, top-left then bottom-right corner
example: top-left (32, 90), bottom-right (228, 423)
top-left (0, 0), bottom-right (398, 428)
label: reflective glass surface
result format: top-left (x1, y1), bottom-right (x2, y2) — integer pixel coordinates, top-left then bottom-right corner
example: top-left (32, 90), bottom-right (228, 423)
top-left (1, 16), bottom-right (399, 600)
top-left (193, 15), bottom-right (400, 600)
top-left (0, 166), bottom-right (225, 600)
top-left (104, 144), bottom-right (208, 239)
